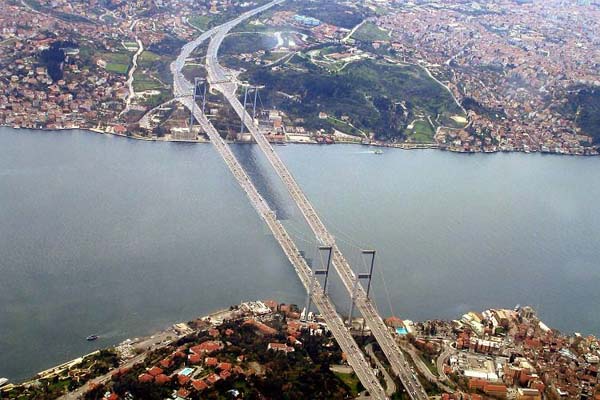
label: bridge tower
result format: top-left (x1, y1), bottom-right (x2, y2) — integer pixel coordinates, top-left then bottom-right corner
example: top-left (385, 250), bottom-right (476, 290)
top-left (303, 245), bottom-right (333, 321)
top-left (347, 250), bottom-right (376, 327)
top-left (239, 84), bottom-right (261, 140)
top-left (186, 77), bottom-right (207, 140)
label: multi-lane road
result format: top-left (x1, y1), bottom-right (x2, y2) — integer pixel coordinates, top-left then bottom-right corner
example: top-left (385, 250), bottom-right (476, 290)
top-left (171, 2), bottom-right (387, 398)
top-left (202, 5), bottom-right (429, 400)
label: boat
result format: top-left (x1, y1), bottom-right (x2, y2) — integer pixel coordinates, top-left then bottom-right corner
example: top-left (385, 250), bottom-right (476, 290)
top-left (373, 149), bottom-right (383, 155)
top-left (86, 335), bottom-right (99, 341)
top-left (0, 377), bottom-right (9, 387)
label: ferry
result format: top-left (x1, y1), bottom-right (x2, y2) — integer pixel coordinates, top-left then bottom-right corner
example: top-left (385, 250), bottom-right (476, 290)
top-left (86, 335), bottom-right (99, 341)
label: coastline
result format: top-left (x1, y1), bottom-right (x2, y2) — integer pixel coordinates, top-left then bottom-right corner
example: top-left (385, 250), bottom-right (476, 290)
top-left (3, 306), bottom-right (232, 387)
top-left (1, 124), bottom-right (598, 156)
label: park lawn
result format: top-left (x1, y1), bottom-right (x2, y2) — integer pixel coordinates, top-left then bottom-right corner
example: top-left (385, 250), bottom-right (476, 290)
top-left (105, 62), bottom-right (129, 74)
top-left (406, 120), bottom-right (435, 143)
top-left (334, 372), bottom-right (361, 396)
top-left (138, 51), bottom-right (161, 64)
top-left (100, 48), bottom-right (131, 74)
top-left (189, 15), bottom-right (213, 31)
top-left (352, 22), bottom-right (390, 42)
top-left (133, 79), bottom-right (163, 91)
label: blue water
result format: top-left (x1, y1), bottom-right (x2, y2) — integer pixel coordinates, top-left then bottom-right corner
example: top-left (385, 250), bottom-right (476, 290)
top-left (1, 127), bottom-right (599, 381)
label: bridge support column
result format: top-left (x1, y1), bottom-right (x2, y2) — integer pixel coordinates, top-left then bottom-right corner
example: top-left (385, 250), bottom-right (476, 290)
top-left (318, 245), bottom-right (333, 294)
top-left (240, 85), bottom-right (249, 136)
top-left (201, 81), bottom-right (207, 115)
top-left (359, 250), bottom-right (376, 337)
top-left (252, 87), bottom-right (258, 122)
top-left (347, 278), bottom-right (359, 327)
top-left (189, 77), bottom-right (206, 138)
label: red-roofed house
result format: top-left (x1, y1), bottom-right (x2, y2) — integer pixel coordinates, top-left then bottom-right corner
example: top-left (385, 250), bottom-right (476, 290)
top-left (155, 374), bottom-right (171, 385)
top-left (138, 373), bottom-right (153, 383)
top-left (188, 353), bottom-right (202, 364)
top-left (178, 375), bottom-right (190, 385)
top-left (219, 370), bottom-right (231, 380)
top-left (148, 366), bottom-right (163, 377)
top-left (206, 373), bottom-right (221, 385)
top-left (190, 341), bottom-right (223, 355)
top-left (385, 316), bottom-right (404, 328)
top-left (268, 343), bottom-right (295, 353)
top-left (205, 357), bottom-right (218, 367)
top-left (484, 383), bottom-right (507, 398)
top-left (160, 358), bottom-right (173, 368)
top-left (113, 125), bottom-right (127, 135)
top-left (217, 362), bottom-right (232, 371)
top-left (191, 379), bottom-right (208, 391)
top-left (243, 319), bottom-right (277, 335)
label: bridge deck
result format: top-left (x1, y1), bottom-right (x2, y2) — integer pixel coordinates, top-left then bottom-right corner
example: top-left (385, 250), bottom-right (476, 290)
top-left (174, 91), bottom-right (387, 399)
top-left (206, 24), bottom-right (428, 400)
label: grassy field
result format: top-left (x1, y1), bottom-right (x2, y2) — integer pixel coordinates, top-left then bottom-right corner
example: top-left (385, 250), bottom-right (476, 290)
top-left (334, 372), bottom-right (361, 396)
top-left (138, 51), bottom-right (161, 64)
top-left (105, 63), bottom-right (129, 74)
top-left (406, 120), bottom-right (435, 143)
top-left (132, 76), bottom-right (163, 91)
top-left (221, 32), bottom-right (278, 56)
top-left (99, 51), bottom-right (130, 74)
top-left (352, 22), bottom-right (390, 42)
top-left (189, 15), bottom-right (213, 31)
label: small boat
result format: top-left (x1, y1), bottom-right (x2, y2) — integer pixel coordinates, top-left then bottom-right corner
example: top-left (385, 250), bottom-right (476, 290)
top-left (373, 149), bottom-right (383, 155)
top-left (86, 335), bottom-right (99, 341)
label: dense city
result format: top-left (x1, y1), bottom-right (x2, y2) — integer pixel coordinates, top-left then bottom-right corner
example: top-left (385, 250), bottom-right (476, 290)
top-left (0, 0), bottom-right (598, 154)
top-left (2, 301), bottom-right (600, 400)
top-left (1, 1), bottom-right (600, 398)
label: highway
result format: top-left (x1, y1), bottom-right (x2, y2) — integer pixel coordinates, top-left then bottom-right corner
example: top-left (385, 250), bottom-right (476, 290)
top-left (171, 2), bottom-right (387, 398)
top-left (203, 4), bottom-right (429, 400)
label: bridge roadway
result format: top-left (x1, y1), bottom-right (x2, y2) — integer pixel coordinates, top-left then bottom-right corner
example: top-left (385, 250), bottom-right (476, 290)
top-left (204, 7), bottom-right (429, 400)
top-left (171, 5), bottom-right (386, 399)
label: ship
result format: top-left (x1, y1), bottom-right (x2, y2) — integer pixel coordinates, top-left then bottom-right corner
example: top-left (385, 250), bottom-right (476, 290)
top-left (86, 335), bottom-right (99, 341)
top-left (373, 149), bottom-right (384, 155)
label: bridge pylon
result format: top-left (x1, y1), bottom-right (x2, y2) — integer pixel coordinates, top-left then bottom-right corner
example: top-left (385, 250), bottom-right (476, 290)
top-left (303, 245), bottom-right (333, 321)
top-left (188, 77), bottom-right (207, 138)
top-left (347, 250), bottom-right (376, 327)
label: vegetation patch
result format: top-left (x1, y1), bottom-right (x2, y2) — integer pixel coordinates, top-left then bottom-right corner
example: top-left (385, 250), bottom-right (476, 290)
top-left (245, 58), bottom-right (465, 140)
top-left (221, 32), bottom-right (278, 56)
top-left (352, 22), bottom-right (390, 42)
top-left (334, 372), bottom-right (362, 396)
top-left (188, 15), bottom-right (213, 31)
top-left (288, 0), bottom-right (370, 29)
top-left (563, 87), bottom-right (600, 144)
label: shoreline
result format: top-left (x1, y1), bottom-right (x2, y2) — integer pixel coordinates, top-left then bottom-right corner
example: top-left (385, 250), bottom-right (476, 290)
top-left (3, 306), bottom-right (232, 387)
top-left (2, 124), bottom-right (598, 157)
